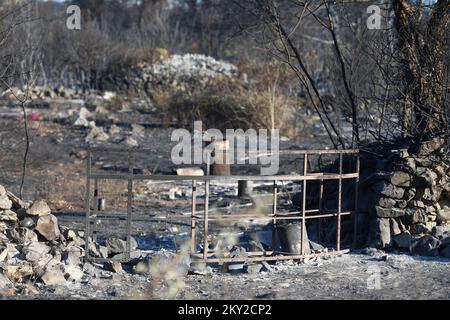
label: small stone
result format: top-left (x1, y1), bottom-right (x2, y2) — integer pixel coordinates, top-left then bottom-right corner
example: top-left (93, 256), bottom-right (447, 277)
top-left (26, 200), bottom-right (51, 216)
top-left (410, 235), bottom-right (441, 256)
top-left (20, 217), bottom-right (36, 228)
top-left (132, 260), bottom-right (151, 275)
top-left (0, 195), bottom-right (12, 210)
top-left (103, 261), bottom-right (123, 273)
top-left (41, 267), bottom-right (67, 286)
top-left (393, 231), bottom-right (412, 249)
top-left (414, 168), bottom-right (438, 188)
top-left (7, 227), bottom-right (38, 245)
top-left (0, 185), bottom-right (6, 196)
top-left (106, 237), bottom-right (138, 254)
top-left (35, 214), bottom-right (60, 241)
top-left (22, 242), bottom-right (50, 263)
top-left (431, 226), bottom-right (450, 240)
top-left (375, 206), bottom-right (405, 218)
top-left (390, 219), bottom-right (402, 236)
top-left (409, 223), bottom-right (431, 235)
top-left (176, 167), bottom-right (204, 176)
top-left (0, 273), bottom-right (11, 287)
top-left (63, 265), bottom-right (84, 282)
top-left (440, 245), bottom-right (450, 258)
top-left (0, 209), bottom-right (17, 222)
top-left (123, 137), bottom-right (139, 147)
top-left (372, 181), bottom-right (404, 199)
top-left (401, 208), bottom-right (427, 225)
top-left (4, 264), bottom-right (34, 282)
top-left (245, 264), bottom-right (263, 274)
top-left (390, 171), bottom-right (411, 187)
top-left (376, 197), bottom-right (396, 209)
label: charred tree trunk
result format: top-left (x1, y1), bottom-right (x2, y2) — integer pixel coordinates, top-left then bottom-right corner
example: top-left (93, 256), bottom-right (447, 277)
top-left (394, 0), bottom-right (450, 138)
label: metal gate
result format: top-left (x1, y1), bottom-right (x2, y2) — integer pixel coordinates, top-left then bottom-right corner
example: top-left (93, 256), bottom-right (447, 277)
top-left (84, 147), bottom-right (359, 263)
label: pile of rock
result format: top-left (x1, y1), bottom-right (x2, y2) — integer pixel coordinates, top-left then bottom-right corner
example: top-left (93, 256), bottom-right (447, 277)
top-left (0, 184), bottom-right (185, 292)
top-left (358, 138), bottom-right (450, 258)
top-left (99, 53), bottom-right (239, 96)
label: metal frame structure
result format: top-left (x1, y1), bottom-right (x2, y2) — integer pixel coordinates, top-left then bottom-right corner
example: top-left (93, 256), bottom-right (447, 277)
top-left (84, 147), bottom-right (359, 264)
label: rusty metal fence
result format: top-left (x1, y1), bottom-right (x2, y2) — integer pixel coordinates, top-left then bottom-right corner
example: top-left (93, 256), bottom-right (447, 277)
top-left (84, 147), bottom-right (359, 264)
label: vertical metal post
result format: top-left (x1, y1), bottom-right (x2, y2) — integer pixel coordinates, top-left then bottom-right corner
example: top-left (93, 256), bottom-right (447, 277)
top-left (336, 153), bottom-right (343, 251)
top-left (301, 153), bottom-right (307, 255)
top-left (93, 178), bottom-right (99, 243)
top-left (85, 149), bottom-right (92, 261)
top-left (126, 152), bottom-right (134, 260)
top-left (272, 180), bottom-right (278, 253)
top-left (317, 179), bottom-right (323, 243)
top-left (203, 179), bottom-right (210, 262)
top-left (353, 153), bottom-right (360, 248)
top-left (191, 180), bottom-right (197, 252)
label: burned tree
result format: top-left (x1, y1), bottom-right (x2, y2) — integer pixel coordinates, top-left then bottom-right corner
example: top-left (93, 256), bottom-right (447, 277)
top-left (393, 0), bottom-right (450, 138)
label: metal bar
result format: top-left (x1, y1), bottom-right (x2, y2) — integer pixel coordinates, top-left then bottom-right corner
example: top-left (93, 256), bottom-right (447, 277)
top-left (318, 179), bottom-right (323, 243)
top-left (337, 153), bottom-right (343, 251)
top-left (272, 180), bottom-right (277, 252)
top-left (87, 172), bottom-right (359, 181)
top-left (192, 249), bottom-right (350, 264)
top-left (191, 180), bottom-right (197, 252)
top-left (126, 153), bottom-right (134, 260)
top-left (84, 149), bottom-right (92, 261)
top-left (89, 146), bottom-right (359, 155)
top-left (301, 153), bottom-right (307, 255)
top-left (353, 153), bottom-right (360, 248)
top-left (192, 211), bottom-right (353, 221)
top-left (92, 178), bottom-right (99, 243)
top-left (203, 180), bottom-right (210, 262)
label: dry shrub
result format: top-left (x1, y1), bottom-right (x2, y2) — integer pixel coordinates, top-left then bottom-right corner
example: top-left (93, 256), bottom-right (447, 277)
top-left (154, 60), bottom-right (302, 136)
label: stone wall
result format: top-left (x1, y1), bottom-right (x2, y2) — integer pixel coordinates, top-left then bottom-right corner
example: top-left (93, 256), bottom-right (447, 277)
top-left (357, 138), bottom-right (450, 257)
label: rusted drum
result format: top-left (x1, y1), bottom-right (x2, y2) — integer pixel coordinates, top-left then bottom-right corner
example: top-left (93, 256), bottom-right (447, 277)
top-left (277, 222), bottom-right (311, 255)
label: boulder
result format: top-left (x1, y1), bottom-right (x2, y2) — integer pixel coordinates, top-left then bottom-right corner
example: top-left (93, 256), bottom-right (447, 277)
top-left (390, 219), bottom-right (402, 236)
top-left (0, 195), bottom-right (12, 210)
top-left (26, 200), bottom-right (51, 216)
top-left (22, 242), bottom-right (50, 263)
top-left (371, 181), bottom-right (404, 199)
top-left (7, 227), bottom-right (38, 245)
top-left (410, 235), bottom-right (441, 256)
top-left (35, 214), bottom-right (60, 241)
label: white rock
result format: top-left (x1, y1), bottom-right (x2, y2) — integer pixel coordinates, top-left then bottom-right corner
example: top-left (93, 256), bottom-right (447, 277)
top-left (35, 214), bottom-right (61, 241)
top-left (0, 195), bottom-right (12, 210)
top-left (26, 199), bottom-right (51, 216)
